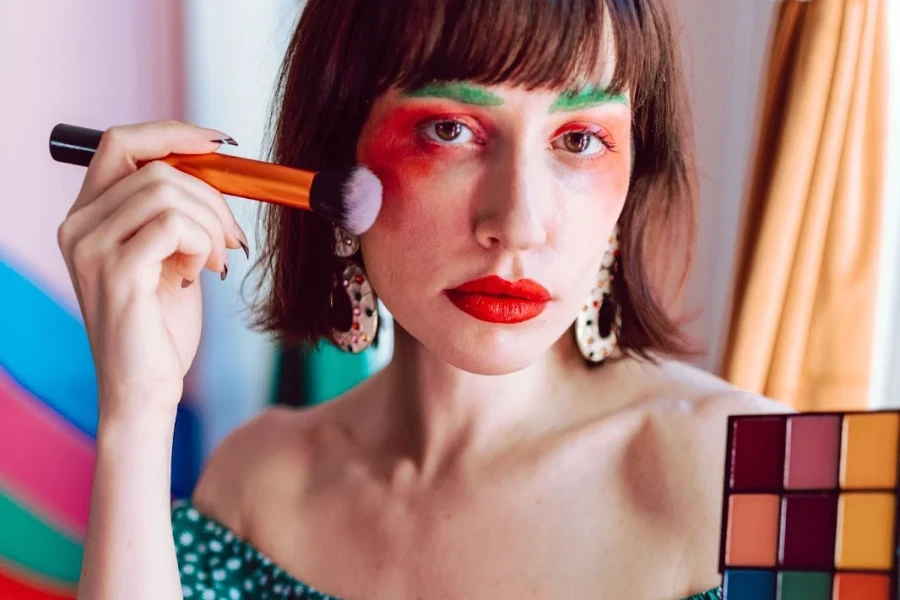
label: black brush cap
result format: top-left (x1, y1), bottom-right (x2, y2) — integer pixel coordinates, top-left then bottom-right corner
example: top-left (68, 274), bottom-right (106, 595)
top-left (49, 123), bottom-right (104, 167)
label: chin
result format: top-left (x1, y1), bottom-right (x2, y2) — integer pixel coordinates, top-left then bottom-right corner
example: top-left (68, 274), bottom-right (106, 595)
top-left (385, 297), bottom-right (570, 375)
top-left (443, 348), bottom-right (539, 376)
top-left (424, 325), bottom-right (552, 375)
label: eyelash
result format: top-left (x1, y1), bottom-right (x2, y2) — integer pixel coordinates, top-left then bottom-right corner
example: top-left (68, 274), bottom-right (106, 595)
top-left (417, 118), bottom-right (485, 146)
top-left (553, 126), bottom-right (618, 157)
top-left (417, 118), bottom-right (618, 159)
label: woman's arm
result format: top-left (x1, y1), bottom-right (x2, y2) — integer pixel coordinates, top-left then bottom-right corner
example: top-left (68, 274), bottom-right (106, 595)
top-left (77, 405), bottom-right (183, 600)
top-left (55, 119), bottom-right (247, 599)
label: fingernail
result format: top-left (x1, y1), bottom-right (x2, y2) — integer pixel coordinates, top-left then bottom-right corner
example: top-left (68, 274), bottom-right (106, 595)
top-left (181, 278), bottom-right (194, 288)
top-left (211, 137), bottom-right (239, 146)
top-left (221, 263), bottom-right (228, 281)
top-left (234, 225), bottom-right (250, 259)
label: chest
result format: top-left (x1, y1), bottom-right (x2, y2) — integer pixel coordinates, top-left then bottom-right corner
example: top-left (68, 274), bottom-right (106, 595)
top-left (247, 444), bottom-right (694, 599)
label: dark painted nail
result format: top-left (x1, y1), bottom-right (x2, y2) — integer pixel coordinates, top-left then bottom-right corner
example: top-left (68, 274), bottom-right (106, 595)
top-left (234, 224), bottom-right (250, 258)
top-left (211, 137), bottom-right (239, 146)
top-left (221, 263), bottom-right (228, 281)
top-left (181, 278), bottom-right (194, 288)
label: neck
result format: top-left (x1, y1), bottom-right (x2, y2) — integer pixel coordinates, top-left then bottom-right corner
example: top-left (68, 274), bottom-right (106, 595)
top-left (367, 323), bottom-right (602, 483)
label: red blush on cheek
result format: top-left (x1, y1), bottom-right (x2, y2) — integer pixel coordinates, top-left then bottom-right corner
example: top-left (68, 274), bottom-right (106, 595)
top-left (358, 106), bottom-right (460, 197)
top-left (600, 154), bottom-right (632, 199)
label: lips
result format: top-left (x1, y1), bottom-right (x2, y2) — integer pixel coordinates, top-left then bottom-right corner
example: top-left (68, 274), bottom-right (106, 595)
top-left (446, 275), bottom-right (551, 323)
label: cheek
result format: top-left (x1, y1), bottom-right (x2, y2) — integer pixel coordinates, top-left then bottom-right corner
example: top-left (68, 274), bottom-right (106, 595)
top-left (563, 159), bottom-right (630, 223)
top-left (362, 143), bottom-right (434, 197)
top-left (359, 122), bottom-right (476, 235)
top-left (555, 160), bottom-right (631, 267)
top-left (357, 108), bottom-right (451, 198)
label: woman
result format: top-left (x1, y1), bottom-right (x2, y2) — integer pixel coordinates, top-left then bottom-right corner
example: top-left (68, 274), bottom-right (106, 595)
top-left (63, 0), bottom-right (783, 598)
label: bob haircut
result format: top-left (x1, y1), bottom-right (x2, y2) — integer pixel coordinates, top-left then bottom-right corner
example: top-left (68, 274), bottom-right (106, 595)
top-left (243, 0), bottom-right (700, 364)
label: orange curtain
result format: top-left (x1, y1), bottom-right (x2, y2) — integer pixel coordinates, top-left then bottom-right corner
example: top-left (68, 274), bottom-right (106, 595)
top-left (719, 0), bottom-right (887, 411)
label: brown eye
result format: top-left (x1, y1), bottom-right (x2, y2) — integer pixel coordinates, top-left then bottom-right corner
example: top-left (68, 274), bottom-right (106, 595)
top-left (423, 120), bottom-right (475, 145)
top-left (564, 132), bottom-right (590, 153)
top-left (552, 130), bottom-right (606, 157)
top-left (435, 122), bottom-right (462, 141)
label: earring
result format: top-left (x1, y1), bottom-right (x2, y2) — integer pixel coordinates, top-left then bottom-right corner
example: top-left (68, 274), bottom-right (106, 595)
top-left (331, 227), bottom-right (379, 353)
top-left (575, 226), bottom-right (621, 363)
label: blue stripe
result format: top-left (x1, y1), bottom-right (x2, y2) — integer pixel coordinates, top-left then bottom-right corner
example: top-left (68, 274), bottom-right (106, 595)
top-left (0, 255), bottom-right (201, 495)
top-left (0, 256), bottom-right (98, 436)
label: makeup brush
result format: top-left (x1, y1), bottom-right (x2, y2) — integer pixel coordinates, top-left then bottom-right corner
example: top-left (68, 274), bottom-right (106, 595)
top-left (48, 123), bottom-right (382, 235)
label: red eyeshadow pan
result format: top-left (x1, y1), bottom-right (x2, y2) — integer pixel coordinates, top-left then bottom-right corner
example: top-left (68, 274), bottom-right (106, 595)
top-left (832, 573), bottom-right (890, 600)
top-left (778, 494), bottom-right (838, 569)
top-left (784, 415), bottom-right (841, 490)
top-left (730, 417), bottom-right (786, 491)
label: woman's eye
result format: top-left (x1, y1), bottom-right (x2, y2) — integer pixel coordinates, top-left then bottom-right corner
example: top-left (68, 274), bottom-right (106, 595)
top-left (552, 131), bottom-right (608, 157)
top-left (423, 120), bottom-right (475, 144)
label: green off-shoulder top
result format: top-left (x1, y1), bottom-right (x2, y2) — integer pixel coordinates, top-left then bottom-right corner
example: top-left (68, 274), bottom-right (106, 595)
top-left (171, 500), bottom-right (721, 600)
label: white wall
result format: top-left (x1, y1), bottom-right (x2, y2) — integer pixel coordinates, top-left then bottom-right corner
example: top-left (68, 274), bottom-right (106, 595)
top-left (182, 0), bottom-right (303, 452)
top-left (675, 0), bottom-right (776, 372)
top-left (871, 0), bottom-right (900, 409)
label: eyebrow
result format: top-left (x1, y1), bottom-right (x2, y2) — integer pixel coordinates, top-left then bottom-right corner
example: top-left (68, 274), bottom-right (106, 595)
top-left (549, 86), bottom-right (629, 113)
top-left (402, 82), bottom-right (505, 106)
top-left (401, 81), bottom-right (629, 112)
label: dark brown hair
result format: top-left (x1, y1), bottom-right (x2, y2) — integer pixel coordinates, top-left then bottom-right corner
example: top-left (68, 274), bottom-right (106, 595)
top-left (243, 0), bottom-right (700, 363)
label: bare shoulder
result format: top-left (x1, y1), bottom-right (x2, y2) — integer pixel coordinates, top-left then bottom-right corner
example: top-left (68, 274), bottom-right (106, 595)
top-left (616, 358), bottom-right (792, 591)
top-left (640, 359), bottom-right (791, 510)
top-left (190, 403), bottom-right (327, 535)
top-left (633, 357), bottom-right (791, 421)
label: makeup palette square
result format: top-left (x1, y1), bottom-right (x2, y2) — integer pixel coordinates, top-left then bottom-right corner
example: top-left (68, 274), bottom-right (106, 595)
top-left (718, 410), bottom-right (900, 600)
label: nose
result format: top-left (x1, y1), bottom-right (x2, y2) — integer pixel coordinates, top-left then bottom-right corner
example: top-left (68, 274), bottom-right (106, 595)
top-left (473, 148), bottom-right (550, 252)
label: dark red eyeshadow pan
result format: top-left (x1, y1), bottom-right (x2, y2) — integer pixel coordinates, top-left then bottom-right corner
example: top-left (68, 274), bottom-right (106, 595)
top-left (779, 494), bottom-right (838, 569)
top-left (730, 417), bottom-right (787, 491)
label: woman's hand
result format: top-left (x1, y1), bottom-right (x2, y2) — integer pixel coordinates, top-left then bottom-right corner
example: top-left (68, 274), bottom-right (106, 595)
top-left (57, 120), bottom-right (249, 422)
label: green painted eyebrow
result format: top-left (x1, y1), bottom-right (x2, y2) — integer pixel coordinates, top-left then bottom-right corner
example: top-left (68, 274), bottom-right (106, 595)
top-left (403, 82), bottom-right (504, 106)
top-left (402, 81), bottom-right (628, 112)
top-left (549, 86), bottom-right (629, 113)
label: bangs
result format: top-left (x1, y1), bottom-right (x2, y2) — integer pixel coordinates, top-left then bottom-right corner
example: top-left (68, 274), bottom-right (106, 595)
top-left (353, 0), bottom-right (655, 100)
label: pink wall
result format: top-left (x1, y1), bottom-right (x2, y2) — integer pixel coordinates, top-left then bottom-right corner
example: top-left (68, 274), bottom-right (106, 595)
top-left (0, 1), bottom-right (183, 309)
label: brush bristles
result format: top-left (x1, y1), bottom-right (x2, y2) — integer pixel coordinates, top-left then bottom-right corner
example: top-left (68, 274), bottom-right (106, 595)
top-left (309, 167), bottom-right (383, 235)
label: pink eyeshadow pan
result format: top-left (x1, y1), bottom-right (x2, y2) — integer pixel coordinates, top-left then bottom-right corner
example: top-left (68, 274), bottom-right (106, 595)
top-left (784, 415), bottom-right (841, 490)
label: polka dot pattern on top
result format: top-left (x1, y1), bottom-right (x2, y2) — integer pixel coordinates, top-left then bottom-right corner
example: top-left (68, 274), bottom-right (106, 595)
top-left (171, 499), bottom-right (339, 600)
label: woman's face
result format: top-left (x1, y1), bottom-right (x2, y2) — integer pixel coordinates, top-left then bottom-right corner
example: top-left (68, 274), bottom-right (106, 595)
top-left (356, 81), bottom-right (632, 375)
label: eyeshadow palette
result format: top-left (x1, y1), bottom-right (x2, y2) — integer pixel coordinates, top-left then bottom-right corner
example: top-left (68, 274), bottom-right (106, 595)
top-left (719, 410), bottom-right (900, 600)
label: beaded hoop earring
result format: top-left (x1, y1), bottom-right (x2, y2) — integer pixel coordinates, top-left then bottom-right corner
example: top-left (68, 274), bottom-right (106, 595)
top-left (574, 227), bottom-right (621, 363)
top-left (331, 227), bottom-right (378, 353)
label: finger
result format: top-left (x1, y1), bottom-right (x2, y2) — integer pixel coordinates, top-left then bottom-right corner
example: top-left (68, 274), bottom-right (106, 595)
top-left (142, 162), bottom-right (247, 249)
top-left (85, 179), bottom-right (229, 278)
top-left (107, 209), bottom-right (213, 302)
top-left (65, 161), bottom-right (244, 261)
top-left (72, 120), bottom-right (232, 214)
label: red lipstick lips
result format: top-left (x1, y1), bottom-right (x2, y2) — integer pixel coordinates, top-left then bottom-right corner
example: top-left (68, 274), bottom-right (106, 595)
top-left (446, 275), bottom-right (551, 323)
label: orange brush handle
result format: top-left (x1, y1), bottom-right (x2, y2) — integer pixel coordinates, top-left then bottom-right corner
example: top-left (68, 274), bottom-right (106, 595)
top-left (49, 124), bottom-right (317, 211)
top-left (145, 153), bottom-right (315, 210)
